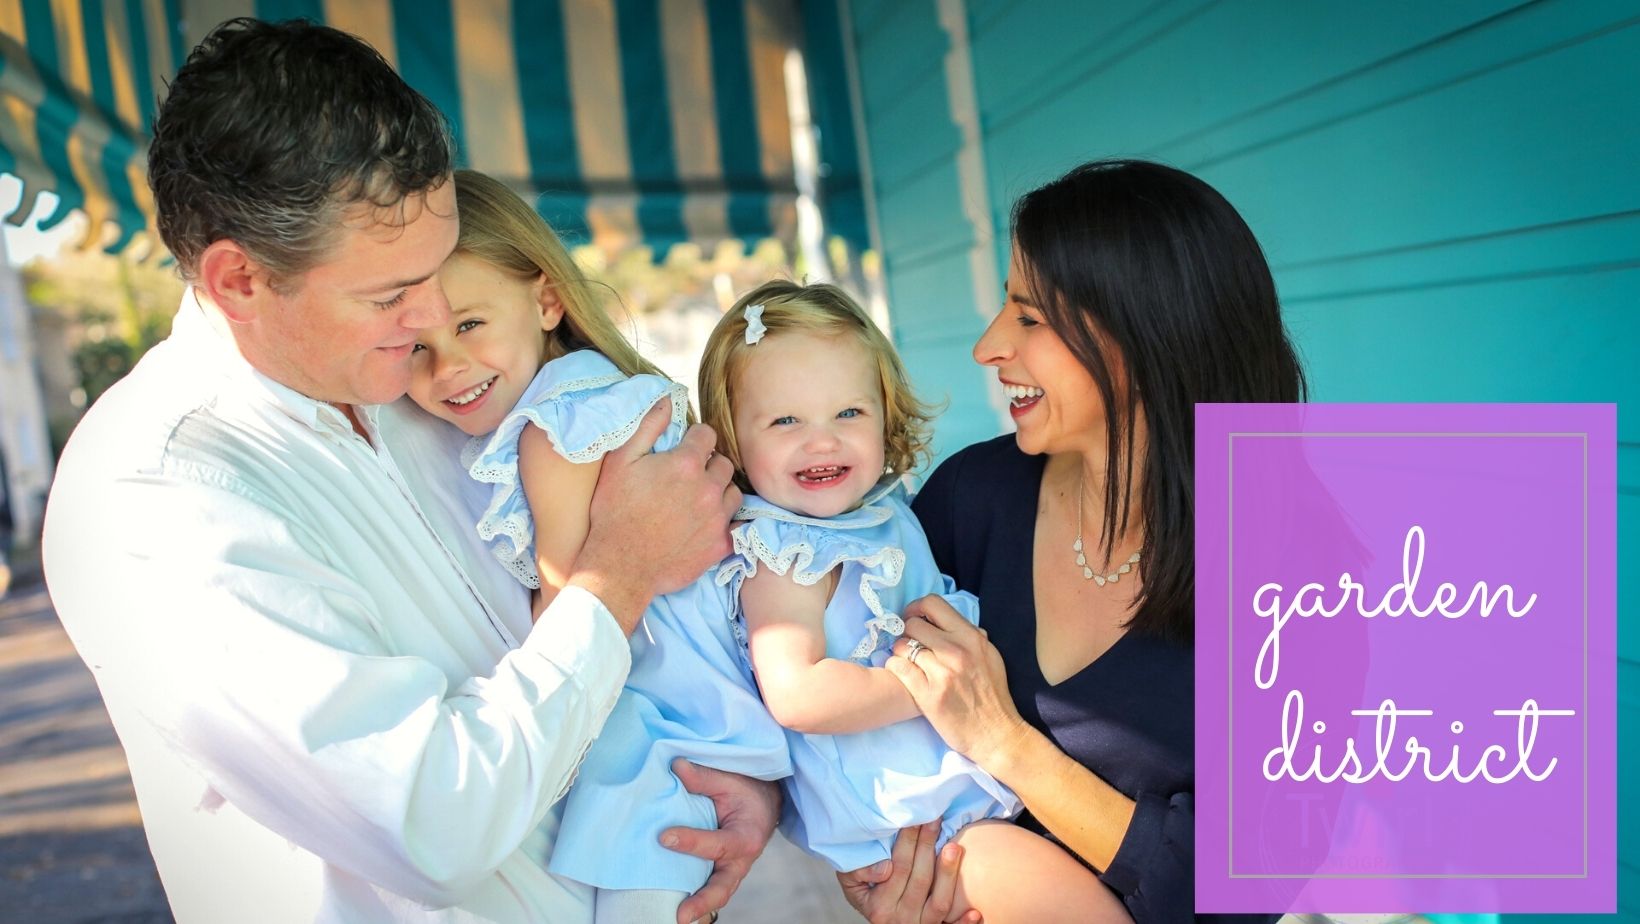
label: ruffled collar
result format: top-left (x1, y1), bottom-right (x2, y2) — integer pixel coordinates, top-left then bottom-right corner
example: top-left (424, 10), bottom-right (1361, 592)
top-left (733, 476), bottom-right (905, 530)
top-left (460, 349), bottom-right (627, 467)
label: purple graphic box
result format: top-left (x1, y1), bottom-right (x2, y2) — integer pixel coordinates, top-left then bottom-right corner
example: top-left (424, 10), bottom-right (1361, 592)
top-left (1195, 404), bottom-right (1615, 914)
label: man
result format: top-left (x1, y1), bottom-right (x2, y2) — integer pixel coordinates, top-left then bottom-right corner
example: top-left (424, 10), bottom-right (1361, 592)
top-left (43, 18), bottom-right (773, 923)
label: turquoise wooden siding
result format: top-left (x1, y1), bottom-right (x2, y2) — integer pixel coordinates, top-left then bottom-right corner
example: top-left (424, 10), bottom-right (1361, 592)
top-left (848, 0), bottom-right (1636, 918)
top-left (847, 0), bottom-right (999, 462)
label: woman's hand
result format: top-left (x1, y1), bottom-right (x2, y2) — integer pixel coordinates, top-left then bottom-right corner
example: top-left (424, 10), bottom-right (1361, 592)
top-left (660, 758), bottom-right (781, 924)
top-left (836, 822), bottom-right (981, 924)
top-left (886, 595), bottom-right (1032, 773)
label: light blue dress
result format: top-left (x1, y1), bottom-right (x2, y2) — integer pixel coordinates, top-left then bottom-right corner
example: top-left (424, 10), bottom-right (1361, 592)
top-left (718, 479), bottom-right (1022, 872)
top-left (465, 350), bottom-right (792, 893)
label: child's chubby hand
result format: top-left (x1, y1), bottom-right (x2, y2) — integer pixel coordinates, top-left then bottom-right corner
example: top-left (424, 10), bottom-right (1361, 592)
top-left (573, 399), bottom-right (741, 628)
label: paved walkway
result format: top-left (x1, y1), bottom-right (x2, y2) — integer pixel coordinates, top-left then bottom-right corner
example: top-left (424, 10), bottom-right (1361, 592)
top-left (0, 583), bottom-right (855, 923)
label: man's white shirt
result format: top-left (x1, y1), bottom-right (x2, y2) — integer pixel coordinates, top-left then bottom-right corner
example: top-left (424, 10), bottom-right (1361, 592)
top-left (43, 290), bottom-right (629, 922)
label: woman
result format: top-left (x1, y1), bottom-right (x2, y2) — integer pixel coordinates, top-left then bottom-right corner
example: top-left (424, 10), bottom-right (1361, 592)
top-left (839, 160), bottom-right (1302, 924)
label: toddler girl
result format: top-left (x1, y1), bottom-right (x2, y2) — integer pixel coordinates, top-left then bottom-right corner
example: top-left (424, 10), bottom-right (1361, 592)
top-left (698, 281), bottom-right (1130, 923)
top-left (406, 170), bottom-right (790, 922)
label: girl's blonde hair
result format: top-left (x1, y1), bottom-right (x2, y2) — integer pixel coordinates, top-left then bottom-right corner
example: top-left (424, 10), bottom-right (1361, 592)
top-left (451, 169), bottom-right (667, 384)
top-left (698, 280), bottom-right (936, 491)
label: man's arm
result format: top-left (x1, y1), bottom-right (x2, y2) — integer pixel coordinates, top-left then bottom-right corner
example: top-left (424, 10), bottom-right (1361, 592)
top-left (44, 400), bottom-right (736, 908)
top-left (47, 470), bottom-right (629, 906)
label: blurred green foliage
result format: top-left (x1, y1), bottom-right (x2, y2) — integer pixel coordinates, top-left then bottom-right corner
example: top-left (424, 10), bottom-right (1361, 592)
top-left (24, 249), bottom-right (181, 408)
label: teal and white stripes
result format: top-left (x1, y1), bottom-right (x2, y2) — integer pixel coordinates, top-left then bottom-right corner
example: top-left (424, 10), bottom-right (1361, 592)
top-left (0, 0), bottom-right (181, 253)
top-left (349, 0), bottom-right (807, 250)
top-left (0, 0), bottom-right (886, 255)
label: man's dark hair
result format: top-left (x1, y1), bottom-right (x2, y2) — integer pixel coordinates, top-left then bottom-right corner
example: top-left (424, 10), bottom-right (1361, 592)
top-left (1012, 159), bottom-right (1307, 644)
top-left (148, 18), bottom-right (453, 288)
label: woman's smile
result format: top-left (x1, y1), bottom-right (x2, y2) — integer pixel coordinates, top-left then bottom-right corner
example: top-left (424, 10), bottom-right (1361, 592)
top-left (974, 251), bottom-right (1110, 457)
top-left (1003, 380), bottom-right (1045, 417)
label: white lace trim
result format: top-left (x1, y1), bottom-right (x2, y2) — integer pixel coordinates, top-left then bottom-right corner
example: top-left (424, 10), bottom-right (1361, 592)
top-left (460, 372), bottom-right (629, 470)
top-left (719, 522), bottom-right (908, 664)
top-left (465, 374), bottom-right (690, 589)
top-left (467, 511), bottom-right (536, 588)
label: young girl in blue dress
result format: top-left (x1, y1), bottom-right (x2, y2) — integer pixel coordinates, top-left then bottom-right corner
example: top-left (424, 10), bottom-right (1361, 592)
top-left (697, 281), bottom-right (1129, 923)
top-left (405, 170), bottom-right (790, 923)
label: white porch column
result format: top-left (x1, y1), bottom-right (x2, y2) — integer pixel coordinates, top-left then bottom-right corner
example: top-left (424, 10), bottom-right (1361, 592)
top-left (0, 228), bottom-right (55, 540)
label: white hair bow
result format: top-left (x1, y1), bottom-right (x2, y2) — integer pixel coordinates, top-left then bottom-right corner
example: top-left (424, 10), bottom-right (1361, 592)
top-left (744, 304), bottom-right (767, 345)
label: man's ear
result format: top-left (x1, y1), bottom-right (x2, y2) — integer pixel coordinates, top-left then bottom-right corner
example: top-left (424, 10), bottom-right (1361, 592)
top-left (197, 240), bottom-right (269, 323)
top-left (535, 273), bottom-right (566, 332)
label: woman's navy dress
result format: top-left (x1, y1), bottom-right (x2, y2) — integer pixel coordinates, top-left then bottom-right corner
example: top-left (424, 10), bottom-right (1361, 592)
top-left (913, 435), bottom-right (1278, 924)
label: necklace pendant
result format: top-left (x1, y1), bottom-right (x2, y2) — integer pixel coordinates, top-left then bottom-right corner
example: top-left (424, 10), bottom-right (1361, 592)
top-left (1072, 473), bottom-right (1143, 586)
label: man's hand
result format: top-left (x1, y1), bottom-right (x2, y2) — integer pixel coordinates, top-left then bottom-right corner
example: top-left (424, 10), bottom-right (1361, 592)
top-left (837, 823), bottom-right (980, 924)
top-left (571, 400), bottom-right (740, 632)
top-left (660, 758), bottom-right (780, 924)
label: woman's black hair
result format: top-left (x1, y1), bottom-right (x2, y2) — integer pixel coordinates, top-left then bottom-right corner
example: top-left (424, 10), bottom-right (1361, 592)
top-left (1011, 159), bottom-right (1306, 644)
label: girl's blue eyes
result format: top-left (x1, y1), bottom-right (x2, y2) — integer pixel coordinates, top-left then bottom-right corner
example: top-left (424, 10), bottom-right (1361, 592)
top-left (409, 318), bottom-right (483, 354)
top-left (772, 408), bottom-right (864, 426)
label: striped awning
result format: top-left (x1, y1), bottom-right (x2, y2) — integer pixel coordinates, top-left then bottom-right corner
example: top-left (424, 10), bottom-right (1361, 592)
top-left (0, 0), bottom-right (869, 256)
top-left (0, 0), bottom-right (180, 254)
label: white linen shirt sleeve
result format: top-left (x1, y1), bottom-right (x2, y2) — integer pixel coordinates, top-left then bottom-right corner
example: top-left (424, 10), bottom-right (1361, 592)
top-left (51, 462), bottom-right (630, 907)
